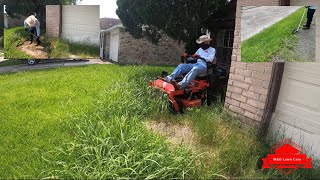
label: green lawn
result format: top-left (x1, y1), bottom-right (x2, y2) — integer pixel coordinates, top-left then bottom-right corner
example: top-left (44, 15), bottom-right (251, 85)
top-left (241, 7), bottom-right (306, 62)
top-left (4, 27), bottom-right (99, 59)
top-left (0, 65), bottom-right (318, 179)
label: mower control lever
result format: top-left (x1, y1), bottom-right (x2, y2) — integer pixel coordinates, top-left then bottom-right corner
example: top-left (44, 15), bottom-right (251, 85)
top-left (181, 55), bottom-right (206, 63)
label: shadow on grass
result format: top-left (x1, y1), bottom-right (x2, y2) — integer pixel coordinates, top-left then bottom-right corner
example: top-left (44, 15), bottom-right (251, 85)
top-left (0, 60), bottom-right (23, 67)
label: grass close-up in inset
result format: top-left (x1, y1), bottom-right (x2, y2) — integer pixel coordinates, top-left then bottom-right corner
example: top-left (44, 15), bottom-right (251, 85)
top-left (241, 7), bottom-right (308, 62)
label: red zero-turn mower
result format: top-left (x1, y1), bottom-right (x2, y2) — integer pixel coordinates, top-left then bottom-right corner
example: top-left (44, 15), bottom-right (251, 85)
top-left (149, 55), bottom-right (228, 113)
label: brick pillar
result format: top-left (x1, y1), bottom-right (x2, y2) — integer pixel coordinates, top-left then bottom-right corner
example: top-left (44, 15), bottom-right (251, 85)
top-left (224, 0), bottom-right (281, 127)
top-left (46, 5), bottom-right (61, 37)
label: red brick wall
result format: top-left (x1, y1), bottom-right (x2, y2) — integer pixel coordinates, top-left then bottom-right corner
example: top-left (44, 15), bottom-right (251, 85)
top-left (46, 5), bottom-right (61, 37)
top-left (118, 29), bottom-right (185, 65)
top-left (225, 0), bottom-right (280, 126)
top-left (225, 62), bottom-right (273, 125)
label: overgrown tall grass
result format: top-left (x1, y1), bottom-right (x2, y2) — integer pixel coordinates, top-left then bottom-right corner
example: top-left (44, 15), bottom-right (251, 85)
top-left (1, 65), bottom-right (319, 179)
top-left (50, 39), bottom-right (100, 59)
top-left (4, 27), bottom-right (31, 59)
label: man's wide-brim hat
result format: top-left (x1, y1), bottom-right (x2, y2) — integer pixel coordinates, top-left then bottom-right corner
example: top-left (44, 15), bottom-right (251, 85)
top-left (25, 15), bottom-right (37, 27)
top-left (196, 35), bottom-right (212, 44)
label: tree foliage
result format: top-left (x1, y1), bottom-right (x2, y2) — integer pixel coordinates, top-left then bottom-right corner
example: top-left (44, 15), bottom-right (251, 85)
top-left (4, 0), bottom-right (79, 28)
top-left (116, 0), bottom-right (230, 52)
top-left (4, 0), bottom-right (77, 17)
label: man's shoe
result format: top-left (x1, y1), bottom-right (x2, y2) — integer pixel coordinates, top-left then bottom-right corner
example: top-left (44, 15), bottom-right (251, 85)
top-left (171, 80), bottom-right (181, 90)
top-left (29, 41), bottom-right (33, 44)
top-left (36, 38), bottom-right (41, 45)
top-left (157, 76), bottom-right (167, 81)
top-left (302, 25), bottom-right (310, 29)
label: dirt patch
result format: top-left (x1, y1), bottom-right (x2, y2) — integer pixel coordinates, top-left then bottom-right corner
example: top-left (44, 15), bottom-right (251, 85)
top-left (18, 41), bottom-right (49, 59)
top-left (145, 121), bottom-right (198, 149)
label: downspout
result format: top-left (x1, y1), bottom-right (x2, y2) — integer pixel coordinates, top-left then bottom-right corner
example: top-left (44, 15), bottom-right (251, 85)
top-left (279, 0), bottom-right (290, 6)
top-left (59, 5), bottom-right (62, 37)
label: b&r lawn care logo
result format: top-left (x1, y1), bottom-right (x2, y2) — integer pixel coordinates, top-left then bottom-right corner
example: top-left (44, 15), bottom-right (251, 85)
top-left (262, 139), bottom-right (312, 175)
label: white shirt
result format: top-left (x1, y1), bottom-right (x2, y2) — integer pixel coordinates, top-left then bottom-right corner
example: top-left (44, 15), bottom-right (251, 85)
top-left (24, 18), bottom-right (41, 36)
top-left (195, 47), bottom-right (216, 67)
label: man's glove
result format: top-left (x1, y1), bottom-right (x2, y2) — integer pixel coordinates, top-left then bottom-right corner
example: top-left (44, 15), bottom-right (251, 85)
top-left (183, 53), bottom-right (188, 58)
top-left (25, 28), bottom-right (28, 32)
top-left (192, 54), bottom-right (200, 59)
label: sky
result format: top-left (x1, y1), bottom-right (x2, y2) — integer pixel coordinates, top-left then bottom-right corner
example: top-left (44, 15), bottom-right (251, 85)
top-left (79, 0), bottom-right (119, 19)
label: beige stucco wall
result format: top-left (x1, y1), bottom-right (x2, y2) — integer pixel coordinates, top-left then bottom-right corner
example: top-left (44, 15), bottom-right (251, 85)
top-left (61, 5), bottom-right (100, 45)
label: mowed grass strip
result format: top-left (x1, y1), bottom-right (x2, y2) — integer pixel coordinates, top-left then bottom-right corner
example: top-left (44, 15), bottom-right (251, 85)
top-left (241, 7), bottom-right (305, 62)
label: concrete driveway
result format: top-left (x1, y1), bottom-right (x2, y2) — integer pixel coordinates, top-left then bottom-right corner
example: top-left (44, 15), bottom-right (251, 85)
top-left (0, 59), bottom-right (112, 74)
top-left (241, 6), bottom-right (301, 41)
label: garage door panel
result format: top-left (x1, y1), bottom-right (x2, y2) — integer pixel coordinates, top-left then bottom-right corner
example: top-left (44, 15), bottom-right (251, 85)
top-left (270, 63), bottom-right (320, 161)
top-left (273, 110), bottom-right (320, 134)
top-left (61, 5), bottom-right (100, 45)
top-left (270, 116), bottom-right (320, 161)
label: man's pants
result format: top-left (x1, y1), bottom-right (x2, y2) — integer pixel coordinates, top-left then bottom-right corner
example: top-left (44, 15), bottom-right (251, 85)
top-left (165, 63), bottom-right (207, 89)
top-left (306, 8), bottom-right (316, 28)
top-left (30, 27), bottom-right (36, 42)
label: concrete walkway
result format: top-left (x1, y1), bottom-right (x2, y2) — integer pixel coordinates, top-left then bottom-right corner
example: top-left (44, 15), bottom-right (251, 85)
top-left (296, 25), bottom-right (315, 62)
top-left (0, 59), bottom-right (112, 74)
top-left (241, 6), bottom-right (301, 41)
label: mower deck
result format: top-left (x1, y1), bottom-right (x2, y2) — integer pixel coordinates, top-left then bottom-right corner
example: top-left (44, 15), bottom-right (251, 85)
top-left (149, 78), bottom-right (209, 113)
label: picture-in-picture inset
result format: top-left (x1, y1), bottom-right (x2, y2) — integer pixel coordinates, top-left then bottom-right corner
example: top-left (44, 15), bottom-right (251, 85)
top-left (241, 6), bottom-right (317, 62)
top-left (4, 5), bottom-right (100, 60)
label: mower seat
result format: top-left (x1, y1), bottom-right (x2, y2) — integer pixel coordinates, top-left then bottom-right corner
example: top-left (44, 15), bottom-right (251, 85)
top-left (196, 72), bottom-right (207, 79)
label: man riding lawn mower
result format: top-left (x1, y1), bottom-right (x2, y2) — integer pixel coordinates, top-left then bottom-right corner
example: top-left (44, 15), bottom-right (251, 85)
top-left (149, 35), bottom-right (228, 113)
top-left (24, 14), bottom-right (41, 46)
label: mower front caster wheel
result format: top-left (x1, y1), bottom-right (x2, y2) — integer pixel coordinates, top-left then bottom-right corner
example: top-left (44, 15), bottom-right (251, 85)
top-left (168, 100), bottom-right (184, 114)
